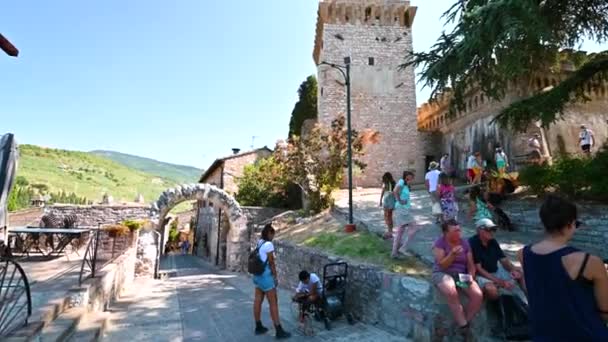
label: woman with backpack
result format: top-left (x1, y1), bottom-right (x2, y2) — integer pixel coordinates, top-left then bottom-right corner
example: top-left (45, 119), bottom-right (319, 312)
top-left (251, 224), bottom-right (291, 339)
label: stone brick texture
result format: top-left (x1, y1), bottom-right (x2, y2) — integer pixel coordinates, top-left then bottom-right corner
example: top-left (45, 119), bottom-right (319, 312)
top-left (495, 198), bottom-right (608, 259)
top-left (46, 204), bottom-right (152, 227)
top-left (419, 75), bottom-right (608, 173)
top-left (195, 204), bottom-right (286, 271)
top-left (316, 3), bottom-right (430, 186)
top-left (273, 239), bottom-right (492, 340)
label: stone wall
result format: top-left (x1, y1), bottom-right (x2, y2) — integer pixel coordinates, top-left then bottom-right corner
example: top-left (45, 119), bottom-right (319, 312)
top-left (135, 229), bottom-right (160, 278)
top-left (418, 71), bottom-right (608, 171)
top-left (273, 239), bottom-right (491, 341)
top-left (195, 204), bottom-right (286, 271)
top-left (500, 198), bottom-right (608, 259)
top-left (68, 245), bottom-right (137, 312)
top-left (46, 204), bottom-right (152, 227)
top-left (315, 0), bottom-right (430, 186)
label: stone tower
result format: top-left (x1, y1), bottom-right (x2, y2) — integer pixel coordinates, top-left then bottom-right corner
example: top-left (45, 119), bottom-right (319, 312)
top-left (313, 0), bottom-right (427, 186)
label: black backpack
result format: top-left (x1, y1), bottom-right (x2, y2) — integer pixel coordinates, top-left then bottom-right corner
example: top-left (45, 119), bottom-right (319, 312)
top-left (247, 241), bottom-right (267, 275)
top-left (498, 294), bottom-right (530, 340)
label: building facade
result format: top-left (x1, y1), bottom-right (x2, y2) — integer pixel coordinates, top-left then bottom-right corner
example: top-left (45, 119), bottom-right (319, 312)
top-left (417, 63), bottom-right (608, 173)
top-left (314, 0), bottom-right (429, 186)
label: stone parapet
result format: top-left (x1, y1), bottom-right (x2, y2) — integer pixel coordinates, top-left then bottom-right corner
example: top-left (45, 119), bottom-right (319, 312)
top-left (273, 239), bottom-right (493, 340)
top-left (314, 0), bottom-right (416, 64)
top-left (46, 204), bottom-right (152, 227)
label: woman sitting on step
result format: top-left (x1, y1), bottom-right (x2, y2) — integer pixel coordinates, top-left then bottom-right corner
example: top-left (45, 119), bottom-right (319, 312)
top-left (432, 219), bottom-right (483, 336)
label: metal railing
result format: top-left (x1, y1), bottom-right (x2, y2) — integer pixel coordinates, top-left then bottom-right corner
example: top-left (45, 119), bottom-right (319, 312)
top-left (78, 227), bottom-right (134, 285)
top-left (78, 229), bottom-right (100, 285)
top-left (0, 259), bottom-right (32, 337)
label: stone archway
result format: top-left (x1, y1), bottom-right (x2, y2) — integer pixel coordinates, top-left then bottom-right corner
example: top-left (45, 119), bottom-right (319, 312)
top-left (151, 183), bottom-right (248, 271)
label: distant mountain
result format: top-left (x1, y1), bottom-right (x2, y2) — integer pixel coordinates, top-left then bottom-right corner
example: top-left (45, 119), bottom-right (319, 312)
top-left (17, 145), bottom-right (177, 204)
top-left (90, 150), bottom-right (202, 184)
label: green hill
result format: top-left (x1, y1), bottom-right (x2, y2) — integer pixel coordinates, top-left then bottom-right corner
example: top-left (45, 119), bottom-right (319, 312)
top-left (90, 150), bottom-right (202, 184)
top-left (16, 144), bottom-right (177, 204)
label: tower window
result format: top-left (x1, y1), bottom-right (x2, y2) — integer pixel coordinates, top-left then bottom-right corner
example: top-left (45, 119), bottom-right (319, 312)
top-left (368, 57), bottom-right (375, 66)
top-left (321, 87), bottom-right (324, 96)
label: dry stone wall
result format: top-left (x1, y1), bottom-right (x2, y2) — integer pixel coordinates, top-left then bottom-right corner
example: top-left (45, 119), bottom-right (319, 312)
top-left (273, 239), bottom-right (492, 340)
top-left (46, 204), bottom-right (152, 227)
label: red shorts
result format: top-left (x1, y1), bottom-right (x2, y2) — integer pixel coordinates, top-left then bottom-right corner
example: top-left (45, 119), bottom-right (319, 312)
top-left (467, 169), bottom-right (475, 180)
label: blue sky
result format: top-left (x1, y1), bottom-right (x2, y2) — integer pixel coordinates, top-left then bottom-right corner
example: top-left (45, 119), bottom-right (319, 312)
top-left (1, 1), bottom-right (604, 169)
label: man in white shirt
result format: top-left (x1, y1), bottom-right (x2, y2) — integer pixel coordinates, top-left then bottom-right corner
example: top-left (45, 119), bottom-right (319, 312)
top-left (293, 270), bottom-right (323, 306)
top-left (579, 124), bottom-right (595, 156)
top-left (425, 161), bottom-right (442, 223)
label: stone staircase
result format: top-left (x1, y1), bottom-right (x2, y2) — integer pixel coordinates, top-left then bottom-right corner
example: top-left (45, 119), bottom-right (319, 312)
top-left (5, 301), bottom-right (109, 342)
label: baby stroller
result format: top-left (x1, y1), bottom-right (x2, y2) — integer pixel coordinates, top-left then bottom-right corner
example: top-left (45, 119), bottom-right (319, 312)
top-left (292, 262), bottom-right (355, 334)
top-left (321, 262), bottom-right (354, 330)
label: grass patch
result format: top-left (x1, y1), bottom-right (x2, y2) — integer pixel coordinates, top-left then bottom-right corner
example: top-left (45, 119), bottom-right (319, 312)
top-left (303, 231), bottom-right (429, 276)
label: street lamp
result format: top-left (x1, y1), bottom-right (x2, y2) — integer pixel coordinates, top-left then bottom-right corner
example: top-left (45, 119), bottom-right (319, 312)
top-left (319, 57), bottom-right (355, 231)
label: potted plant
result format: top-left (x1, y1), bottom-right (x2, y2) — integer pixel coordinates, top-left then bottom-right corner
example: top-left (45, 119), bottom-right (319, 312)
top-left (122, 219), bottom-right (143, 232)
top-left (103, 224), bottom-right (130, 238)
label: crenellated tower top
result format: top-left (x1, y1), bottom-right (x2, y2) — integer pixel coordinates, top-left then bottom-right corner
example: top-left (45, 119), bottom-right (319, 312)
top-left (313, 0), bottom-right (417, 64)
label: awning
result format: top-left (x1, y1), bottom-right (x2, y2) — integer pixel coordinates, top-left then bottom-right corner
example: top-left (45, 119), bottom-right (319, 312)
top-left (0, 33), bottom-right (19, 57)
top-left (0, 134), bottom-right (18, 238)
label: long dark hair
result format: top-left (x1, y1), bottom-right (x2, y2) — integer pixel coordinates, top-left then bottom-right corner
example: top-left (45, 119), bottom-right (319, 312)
top-left (261, 223), bottom-right (275, 241)
top-left (382, 172), bottom-right (395, 189)
top-left (402, 171), bottom-right (414, 187)
top-left (469, 186), bottom-right (485, 203)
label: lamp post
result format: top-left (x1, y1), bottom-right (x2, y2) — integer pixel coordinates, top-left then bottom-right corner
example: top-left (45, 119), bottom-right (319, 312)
top-left (320, 57), bottom-right (355, 231)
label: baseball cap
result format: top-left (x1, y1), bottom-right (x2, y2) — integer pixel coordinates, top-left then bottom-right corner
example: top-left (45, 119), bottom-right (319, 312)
top-left (475, 218), bottom-right (498, 231)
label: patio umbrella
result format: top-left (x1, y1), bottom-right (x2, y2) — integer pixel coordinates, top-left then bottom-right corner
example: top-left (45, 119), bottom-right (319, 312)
top-left (0, 133), bottom-right (18, 240)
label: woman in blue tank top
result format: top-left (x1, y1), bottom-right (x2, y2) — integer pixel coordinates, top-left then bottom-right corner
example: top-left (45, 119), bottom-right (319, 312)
top-left (518, 195), bottom-right (608, 341)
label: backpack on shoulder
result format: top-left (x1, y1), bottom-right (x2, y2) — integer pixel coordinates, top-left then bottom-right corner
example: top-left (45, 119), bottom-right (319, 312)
top-left (247, 242), bottom-right (267, 276)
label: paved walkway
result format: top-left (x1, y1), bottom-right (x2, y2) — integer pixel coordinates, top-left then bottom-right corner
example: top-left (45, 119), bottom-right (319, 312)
top-left (333, 188), bottom-right (542, 265)
top-left (102, 254), bottom-right (407, 342)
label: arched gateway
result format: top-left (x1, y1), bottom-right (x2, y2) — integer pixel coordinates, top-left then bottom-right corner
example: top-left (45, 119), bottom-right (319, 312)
top-left (151, 183), bottom-right (248, 271)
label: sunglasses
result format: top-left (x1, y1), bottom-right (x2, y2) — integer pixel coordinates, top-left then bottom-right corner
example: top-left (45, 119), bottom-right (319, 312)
top-left (575, 220), bottom-right (583, 229)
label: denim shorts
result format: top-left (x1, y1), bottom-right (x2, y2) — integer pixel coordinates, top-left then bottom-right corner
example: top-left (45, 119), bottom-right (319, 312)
top-left (253, 266), bottom-right (275, 292)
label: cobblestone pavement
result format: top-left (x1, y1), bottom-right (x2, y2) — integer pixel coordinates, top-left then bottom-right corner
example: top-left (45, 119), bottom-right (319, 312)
top-left (102, 254), bottom-right (408, 342)
top-left (333, 188), bottom-right (540, 264)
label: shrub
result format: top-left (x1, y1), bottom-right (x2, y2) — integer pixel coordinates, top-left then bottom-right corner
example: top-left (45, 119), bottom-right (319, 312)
top-left (519, 145), bottom-right (608, 202)
top-left (102, 224), bottom-right (130, 237)
top-left (122, 219), bottom-right (144, 231)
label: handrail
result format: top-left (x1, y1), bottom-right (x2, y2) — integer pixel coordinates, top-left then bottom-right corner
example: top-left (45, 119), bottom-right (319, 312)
top-left (78, 229), bottom-right (100, 285)
top-left (0, 258), bottom-right (32, 337)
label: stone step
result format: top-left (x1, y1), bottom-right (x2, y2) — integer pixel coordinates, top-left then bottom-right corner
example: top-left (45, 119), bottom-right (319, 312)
top-left (66, 312), bottom-right (110, 342)
top-left (3, 296), bottom-right (71, 341)
top-left (37, 307), bottom-right (86, 342)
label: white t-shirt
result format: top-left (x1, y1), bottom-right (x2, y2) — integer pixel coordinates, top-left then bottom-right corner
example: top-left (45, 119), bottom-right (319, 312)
top-left (580, 129), bottom-right (594, 146)
top-left (296, 273), bottom-right (323, 294)
top-left (467, 155), bottom-right (476, 169)
top-left (257, 240), bottom-right (275, 263)
top-left (425, 169), bottom-right (441, 192)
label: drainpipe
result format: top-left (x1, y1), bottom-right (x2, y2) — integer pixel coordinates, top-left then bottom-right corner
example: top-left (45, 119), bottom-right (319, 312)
top-left (215, 163), bottom-right (224, 266)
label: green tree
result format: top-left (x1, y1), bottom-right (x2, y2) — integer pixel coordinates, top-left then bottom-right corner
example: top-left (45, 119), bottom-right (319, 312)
top-left (236, 157), bottom-right (290, 208)
top-left (276, 116), bottom-right (379, 212)
top-left (405, 0), bottom-right (608, 131)
top-left (288, 76), bottom-right (318, 138)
